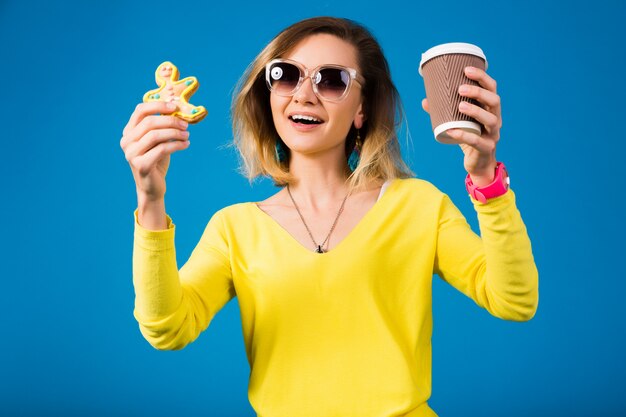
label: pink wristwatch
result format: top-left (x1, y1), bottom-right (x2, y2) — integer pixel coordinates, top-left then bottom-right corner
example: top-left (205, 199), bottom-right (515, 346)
top-left (465, 162), bottom-right (510, 203)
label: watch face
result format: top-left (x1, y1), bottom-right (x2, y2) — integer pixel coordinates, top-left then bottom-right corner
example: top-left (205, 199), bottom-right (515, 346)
top-left (502, 167), bottom-right (510, 189)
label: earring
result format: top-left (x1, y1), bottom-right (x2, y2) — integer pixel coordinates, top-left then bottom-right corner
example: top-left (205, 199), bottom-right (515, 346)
top-left (275, 140), bottom-right (287, 163)
top-left (348, 130), bottom-right (362, 172)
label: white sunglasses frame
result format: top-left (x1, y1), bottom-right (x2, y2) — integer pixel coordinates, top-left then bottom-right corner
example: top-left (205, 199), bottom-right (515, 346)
top-left (265, 58), bottom-right (364, 102)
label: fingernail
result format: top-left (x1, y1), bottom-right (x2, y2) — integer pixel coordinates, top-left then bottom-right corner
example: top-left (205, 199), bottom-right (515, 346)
top-left (182, 131), bottom-right (189, 138)
top-left (459, 85), bottom-right (469, 94)
top-left (465, 66), bottom-right (475, 74)
top-left (178, 119), bottom-right (188, 128)
top-left (459, 102), bottom-right (469, 110)
top-left (166, 102), bottom-right (176, 110)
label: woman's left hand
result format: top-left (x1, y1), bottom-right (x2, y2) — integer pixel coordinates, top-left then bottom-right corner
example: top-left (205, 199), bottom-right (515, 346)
top-left (422, 66), bottom-right (502, 186)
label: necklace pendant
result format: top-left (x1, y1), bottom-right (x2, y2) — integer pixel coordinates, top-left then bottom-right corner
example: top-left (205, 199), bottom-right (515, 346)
top-left (316, 245), bottom-right (324, 253)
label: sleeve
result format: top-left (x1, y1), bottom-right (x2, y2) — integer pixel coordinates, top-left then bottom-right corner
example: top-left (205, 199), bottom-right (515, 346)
top-left (433, 189), bottom-right (539, 321)
top-left (132, 209), bottom-right (236, 350)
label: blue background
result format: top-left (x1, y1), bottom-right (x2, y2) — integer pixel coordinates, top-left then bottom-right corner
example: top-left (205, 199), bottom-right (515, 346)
top-left (1, 0), bottom-right (625, 416)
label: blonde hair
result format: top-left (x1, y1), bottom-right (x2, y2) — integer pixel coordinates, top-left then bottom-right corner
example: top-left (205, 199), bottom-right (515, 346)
top-left (231, 16), bottom-right (415, 192)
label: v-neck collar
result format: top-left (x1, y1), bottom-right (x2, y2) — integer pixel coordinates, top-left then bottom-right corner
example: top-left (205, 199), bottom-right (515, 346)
top-left (249, 178), bottom-right (401, 256)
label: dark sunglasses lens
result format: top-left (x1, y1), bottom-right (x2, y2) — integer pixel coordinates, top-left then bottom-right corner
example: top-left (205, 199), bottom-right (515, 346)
top-left (269, 62), bottom-right (300, 94)
top-left (316, 68), bottom-right (350, 99)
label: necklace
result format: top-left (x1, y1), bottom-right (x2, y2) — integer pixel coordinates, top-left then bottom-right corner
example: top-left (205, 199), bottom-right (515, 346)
top-left (286, 184), bottom-right (349, 253)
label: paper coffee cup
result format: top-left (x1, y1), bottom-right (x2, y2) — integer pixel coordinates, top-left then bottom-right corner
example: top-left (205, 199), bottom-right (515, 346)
top-left (419, 43), bottom-right (488, 144)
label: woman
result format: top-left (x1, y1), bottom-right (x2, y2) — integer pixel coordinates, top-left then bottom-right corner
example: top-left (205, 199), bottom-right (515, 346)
top-left (120, 16), bottom-right (538, 417)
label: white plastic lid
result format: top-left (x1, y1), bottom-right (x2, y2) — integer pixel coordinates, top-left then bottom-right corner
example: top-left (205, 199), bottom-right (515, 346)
top-left (419, 42), bottom-right (488, 76)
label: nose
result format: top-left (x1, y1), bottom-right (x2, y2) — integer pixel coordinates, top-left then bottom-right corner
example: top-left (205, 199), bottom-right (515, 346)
top-left (293, 76), bottom-right (318, 104)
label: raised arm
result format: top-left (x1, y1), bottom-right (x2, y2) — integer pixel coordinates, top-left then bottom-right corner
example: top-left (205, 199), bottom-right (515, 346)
top-left (434, 190), bottom-right (538, 321)
top-left (120, 102), bottom-right (235, 349)
top-left (132, 209), bottom-right (236, 350)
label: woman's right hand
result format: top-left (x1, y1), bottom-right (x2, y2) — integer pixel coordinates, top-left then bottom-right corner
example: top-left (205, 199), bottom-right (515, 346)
top-left (120, 102), bottom-right (190, 202)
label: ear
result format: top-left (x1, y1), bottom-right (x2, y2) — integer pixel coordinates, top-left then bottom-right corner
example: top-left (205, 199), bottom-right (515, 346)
top-left (353, 102), bottom-right (366, 129)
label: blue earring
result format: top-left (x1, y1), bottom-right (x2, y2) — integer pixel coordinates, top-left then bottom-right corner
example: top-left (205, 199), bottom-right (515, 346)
top-left (275, 140), bottom-right (287, 163)
top-left (348, 130), bottom-right (362, 172)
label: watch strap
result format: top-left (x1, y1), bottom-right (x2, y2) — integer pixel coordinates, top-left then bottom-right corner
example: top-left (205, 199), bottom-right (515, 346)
top-left (465, 162), bottom-right (510, 203)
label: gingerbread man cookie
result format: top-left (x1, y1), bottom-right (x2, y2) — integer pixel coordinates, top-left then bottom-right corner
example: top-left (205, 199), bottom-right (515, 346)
top-left (143, 61), bottom-right (207, 123)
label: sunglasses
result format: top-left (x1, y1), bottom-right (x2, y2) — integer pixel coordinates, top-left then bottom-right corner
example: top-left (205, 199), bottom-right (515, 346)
top-left (265, 58), bottom-right (364, 102)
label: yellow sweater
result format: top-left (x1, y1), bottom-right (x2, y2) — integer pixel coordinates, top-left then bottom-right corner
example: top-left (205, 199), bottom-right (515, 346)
top-left (132, 178), bottom-right (538, 417)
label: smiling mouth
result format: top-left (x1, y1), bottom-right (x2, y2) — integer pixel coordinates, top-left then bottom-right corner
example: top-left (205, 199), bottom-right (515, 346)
top-left (289, 115), bottom-right (324, 125)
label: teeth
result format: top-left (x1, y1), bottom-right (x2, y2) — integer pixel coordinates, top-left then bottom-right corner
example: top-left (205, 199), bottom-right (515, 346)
top-left (291, 114), bottom-right (322, 122)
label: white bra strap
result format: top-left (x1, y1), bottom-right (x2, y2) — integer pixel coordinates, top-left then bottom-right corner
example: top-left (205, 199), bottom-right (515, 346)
top-left (376, 179), bottom-right (392, 202)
